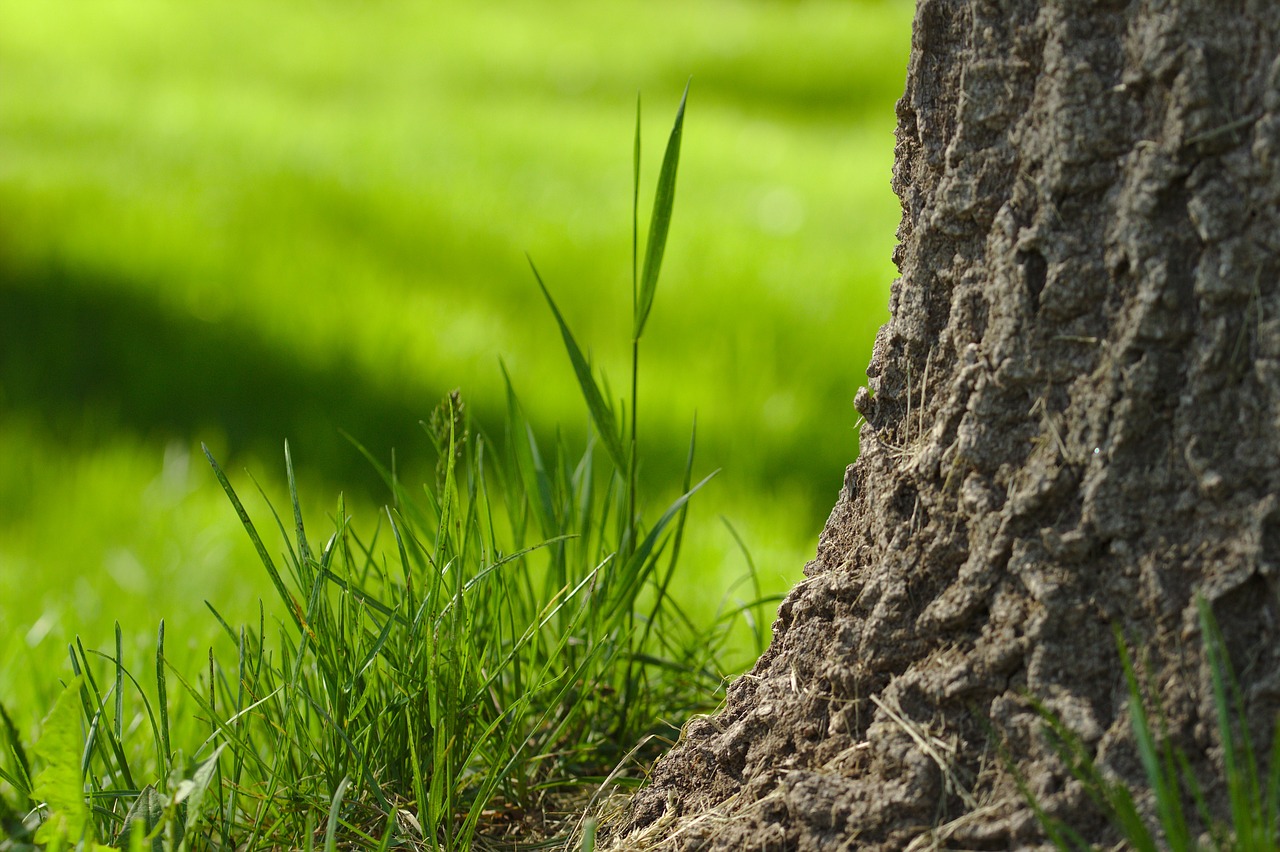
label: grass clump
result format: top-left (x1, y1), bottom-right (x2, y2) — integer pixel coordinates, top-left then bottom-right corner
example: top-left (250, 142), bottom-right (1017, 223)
top-left (1025, 598), bottom-right (1280, 851)
top-left (0, 90), bottom-right (774, 851)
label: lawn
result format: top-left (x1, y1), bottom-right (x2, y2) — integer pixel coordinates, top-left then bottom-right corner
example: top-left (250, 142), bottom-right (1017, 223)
top-left (0, 0), bottom-right (911, 844)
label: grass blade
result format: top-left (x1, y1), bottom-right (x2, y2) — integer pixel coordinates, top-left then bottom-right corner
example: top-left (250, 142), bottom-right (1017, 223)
top-left (634, 80), bottom-right (689, 339)
top-left (1198, 597), bottom-right (1269, 847)
top-left (1116, 634), bottom-right (1182, 850)
top-left (71, 638), bottom-right (137, 793)
top-left (608, 471), bottom-right (716, 622)
top-left (1265, 713), bottom-right (1280, 848)
top-left (630, 419), bottom-right (698, 698)
top-left (631, 93), bottom-right (641, 316)
top-left (720, 516), bottom-right (768, 657)
top-left (526, 258), bottom-right (628, 473)
top-left (286, 439), bottom-right (315, 570)
top-left (203, 443), bottom-right (304, 633)
top-left (113, 623), bottom-right (124, 747)
top-left (156, 621), bottom-right (171, 786)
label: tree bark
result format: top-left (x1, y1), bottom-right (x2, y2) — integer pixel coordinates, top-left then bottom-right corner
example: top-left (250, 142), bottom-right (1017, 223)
top-left (614, 0), bottom-right (1280, 848)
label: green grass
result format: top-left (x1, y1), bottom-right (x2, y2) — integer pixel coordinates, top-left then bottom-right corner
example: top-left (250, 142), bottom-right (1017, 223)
top-left (0, 0), bottom-right (905, 494)
top-left (0, 0), bottom-right (911, 753)
top-left (1, 95), bottom-right (779, 850)
top-left (0, 2), bottom-right (913, 847)
top-left (1024, 600), bottom-right (1280, 850)
top-left (9, 5), bottom-right (1267, 850)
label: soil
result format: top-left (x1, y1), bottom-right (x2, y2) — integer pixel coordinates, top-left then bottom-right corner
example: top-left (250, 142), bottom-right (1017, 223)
top-left (607, 1), bottom-right (1280, 848)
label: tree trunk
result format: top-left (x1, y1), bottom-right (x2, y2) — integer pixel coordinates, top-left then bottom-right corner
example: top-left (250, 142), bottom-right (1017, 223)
top-left (614, 0), bottom-right (1280, 848)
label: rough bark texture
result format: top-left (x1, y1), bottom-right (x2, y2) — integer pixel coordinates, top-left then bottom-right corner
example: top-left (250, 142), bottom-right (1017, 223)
top-left (612, 0), bottom-right (1280, 848)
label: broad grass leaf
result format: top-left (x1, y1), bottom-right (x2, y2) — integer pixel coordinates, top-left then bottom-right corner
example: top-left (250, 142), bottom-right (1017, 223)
top-left (635, 81), bottom-right (689, 340)
top-left (119, 784), bottom-right (168, 852)
top-left (32, 677), bottom-right (94, 847)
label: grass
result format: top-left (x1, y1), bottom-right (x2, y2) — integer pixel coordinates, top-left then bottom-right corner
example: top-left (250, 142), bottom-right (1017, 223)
top-left (0, 0), bottom-right (905, 494)
top-left (0, 0), bottom-right (911, 762)
top-left (1024, 599), bottom-right (1280, 850)
top-left (0, 2), bottom-right (912, 846)
top-left (0, 92), bottom-right (778, 851)
top-left (4, 5), bottom-right (1273, 849)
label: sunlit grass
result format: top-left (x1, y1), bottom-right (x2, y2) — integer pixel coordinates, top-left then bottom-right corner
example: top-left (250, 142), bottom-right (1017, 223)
top-left (0, 0), bottom-right (907, 492)
top-left (0, 3), bottom-right (911, 844)
top-left (0, 94), bottom-right (786, 849)
top-left (0, 2), bottom-right (910, 759)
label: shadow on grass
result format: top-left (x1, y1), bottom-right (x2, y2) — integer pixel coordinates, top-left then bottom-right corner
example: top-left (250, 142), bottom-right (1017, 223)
top-left (0, 259), bottom-right (848, 518)
top-left (0, 262), bottom-right (458, 500)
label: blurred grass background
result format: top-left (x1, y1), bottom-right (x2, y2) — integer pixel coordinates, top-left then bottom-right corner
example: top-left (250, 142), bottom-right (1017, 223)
top-left (0, 0), bottom-right (911, 724)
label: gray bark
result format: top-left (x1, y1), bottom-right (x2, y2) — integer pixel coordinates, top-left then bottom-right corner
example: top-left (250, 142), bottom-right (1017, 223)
top-left (613, 0), bottom-right (1280, 848)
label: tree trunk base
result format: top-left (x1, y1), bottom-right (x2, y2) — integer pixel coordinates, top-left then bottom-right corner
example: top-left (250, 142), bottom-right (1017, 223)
top-left (611, 0), bottom-right (1280, 848)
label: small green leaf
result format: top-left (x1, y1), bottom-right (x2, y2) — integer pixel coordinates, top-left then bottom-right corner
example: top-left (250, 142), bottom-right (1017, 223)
top-left (0, 698), bottom-right (32, 806)
top-left (118, 784), bottom-right (169, 852)
top-left (178, 743), bottom-right (226, 835)
top-left (32, 677), bottom-right (90, 846)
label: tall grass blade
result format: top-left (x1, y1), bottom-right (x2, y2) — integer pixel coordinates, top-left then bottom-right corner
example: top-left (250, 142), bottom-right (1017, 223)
top-left (375, 808), bottom-right (398, 852)
top-left (1116, 633), bottom-right (1184, 850)
top-left (113, 624), bottom-right (124, 748)
top-left (527, 257), bottom-right (628, 474)
top-left (156, 621), bottom-right (171, 785)
top-left (606, 472), bottom-right (715, 625)
top-left (285, 440), bottom-right (315, 569)
top-left (526, 420), bottom-right (560, 539)
top-left (1027, 693), bottom-right (1156, 851)
top-left (720, 517), bottom-right (768, 657)
top-left (1197, 597), bottom-right (1272, 847)
top-left (304, 809), bottom-right (316, 852)
top-left (203, 601), bottom-right (240, 646)
top-left (1266, 713), bottom-right (1280, 848)
top-left (641, 421), bottom-right (696, 638)
top-left (632, 94), bottom-right (641, 316)
top-left (1203, 607), bottom-right (1246, 833)
top-left (634, 80), bottom-right (689, 340)
top-left (501, 363), bottom-right (564, 544)
top-left (203, 443), bottom-right (303, 633)
top-left (70, 638), bottom-right (137, 792)
top-left (1002, 732), bottom-right (1088, 852)
top-left (324, 776), bottom-right (352, 852)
